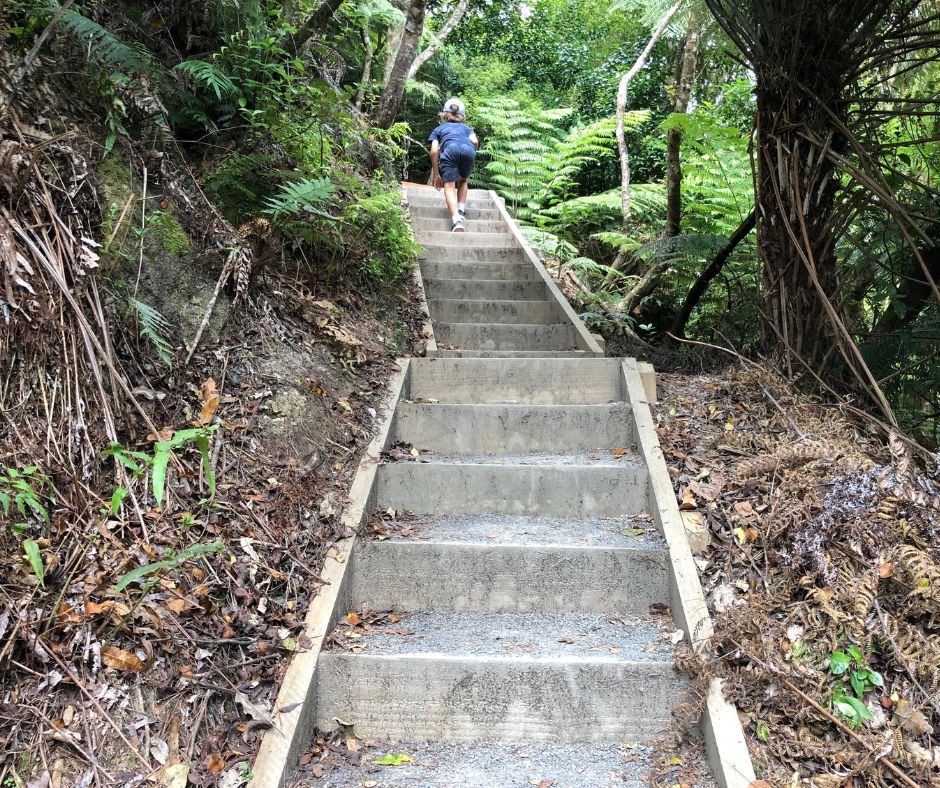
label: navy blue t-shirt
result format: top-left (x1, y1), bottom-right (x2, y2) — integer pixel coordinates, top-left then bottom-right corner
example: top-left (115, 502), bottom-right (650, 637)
top-left (428, 122), bottom-right (476, 154)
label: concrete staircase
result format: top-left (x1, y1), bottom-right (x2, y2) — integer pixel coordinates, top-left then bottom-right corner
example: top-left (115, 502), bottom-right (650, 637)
top-left (406, 186), bottom-right (603, 358)
top-left (306, 188), bottom-right (710, 786)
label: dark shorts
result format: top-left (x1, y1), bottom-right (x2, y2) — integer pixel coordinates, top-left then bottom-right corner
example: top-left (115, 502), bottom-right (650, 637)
top-left (440, 143), bottom-right (476, 183)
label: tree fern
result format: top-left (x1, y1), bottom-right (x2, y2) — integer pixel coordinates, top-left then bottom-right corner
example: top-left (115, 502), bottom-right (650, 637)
top-left (128, 298), bottom-right (174, 366)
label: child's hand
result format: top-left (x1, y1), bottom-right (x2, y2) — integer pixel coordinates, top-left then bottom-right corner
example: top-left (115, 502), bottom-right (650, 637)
top-left (433, 175), bottom-right (443, 190)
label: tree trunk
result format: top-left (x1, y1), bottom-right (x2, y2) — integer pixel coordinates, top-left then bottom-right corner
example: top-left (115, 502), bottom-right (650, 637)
top-left (374, 0), bottom-right (427, 128)
top-left (407, 0), bottom-right (471, 81)
top-left (665, 17), bottom-right (700, 238)
top-left (670, 209), bottom-right (755, 337)
top-left (382, 0), bottom-right (409, 87)
top-left (354, 20), bottom-right (374, 110)
top-left (602, 0), bottom-right (681, 287)
top-left (284, 0), bottom-right (347, 54)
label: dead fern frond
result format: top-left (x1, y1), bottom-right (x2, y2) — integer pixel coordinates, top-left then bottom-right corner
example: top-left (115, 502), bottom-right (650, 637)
top-left (734, 439), bottom-right (830, 479)
top-left (894, 544), bottom-right (940, 603)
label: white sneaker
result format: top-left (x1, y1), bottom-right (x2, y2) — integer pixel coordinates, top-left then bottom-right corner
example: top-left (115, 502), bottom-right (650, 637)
top-left (451, 217), bottom-right (465, 232)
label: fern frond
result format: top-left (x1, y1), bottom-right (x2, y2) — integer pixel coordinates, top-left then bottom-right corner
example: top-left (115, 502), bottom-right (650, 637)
top-left (53, 3), bottom-right (160, 73)
top-left (129, 298), bottom-right (174, 366)
top-left (263, 178), bottom-right (336, 221)
top-left (175, 60), bottom-right (239, 100)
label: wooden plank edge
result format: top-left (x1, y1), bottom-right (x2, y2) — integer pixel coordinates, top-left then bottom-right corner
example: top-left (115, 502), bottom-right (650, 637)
top-left (248, 360), bottom-right (410, 788)
top-left (621, 358), bottom-right (756, 788)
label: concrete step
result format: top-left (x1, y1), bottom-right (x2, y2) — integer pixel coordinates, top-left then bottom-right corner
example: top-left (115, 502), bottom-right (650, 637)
top-left (423, 278), bottom-right (547, 301)
top-left (421, 260), bottom-right (540, 282)
top-left (366, 513), bottom-right (660, 547)
top-left (428, 299), bottom-right (560, 324)
top-left (416, 230), bottom-right (514, 246)
top-left (374, 458), bottom-right (648, 516)
top-left (303, 739), bottom-right (663, 787)
top-left (393, 403), bottom-right (634, 453)
top-left (407, 193), bottom-right (497, 208)
top-left (407, 358), bottom-right (625, 404)
top-left (347, 538), bottom-right (667, 613)
top-left (408, 204), bottom-right (502, 222)
top-left (412, 218), bottom-right (506, 233)
top-left (420, 245), bottom-right (527, 263)
top-left (435, 322), bottom-right (577, 351)
top-left (433, 349), bottom-right (594, 358)
top-left (316, 612), bottom-right (688, 743)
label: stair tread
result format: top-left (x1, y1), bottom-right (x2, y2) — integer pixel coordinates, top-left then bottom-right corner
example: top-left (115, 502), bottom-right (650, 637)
top-left (324, 611), bottom-right (680, 663)
top-left (365, 513), bottom-right (661, 548)
top-left (399, 450), bottom-right (643, 468)
top-left (301, 739), bottom-right (675, 788)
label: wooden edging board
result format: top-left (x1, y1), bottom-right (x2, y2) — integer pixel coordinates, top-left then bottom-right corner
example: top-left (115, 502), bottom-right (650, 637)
top-left (621, 358), bottom-right (756, 788)
top-left (489, 191), bottom-right (605, 356)
top-left (248, 360), bottom-right (410, 788)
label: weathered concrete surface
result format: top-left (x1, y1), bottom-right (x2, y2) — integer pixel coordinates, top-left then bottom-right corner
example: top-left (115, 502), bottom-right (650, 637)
top-left (307, 739), bottom-right (673, 788)
top-left (393, 402), bottom-right (634, 452)
top-left (416, 229), bottom-right (515, 247)
top-left (407, 358), bottom-right (625, 404)
top-left (423, 278), bottom-right (548, 301)
top-left (420, 244), bottom-right (528, 263)
top-left (413, 218), bottom-right (507, 233)
top-left (428, 298), bottom-right (561, 324)
top-left (434, 322), bottom-right (577, 351)
top-left (409, 205), bottom-right (502, 222)
top-left (374, 462), bottom-right (649, 516)
top-left (433, 349), bottom-right (592, 357)
top-left (421, 260), bottom-right (541, 281)
top-left (348, 541), bottom-right (669, 613)
top-left (316, 652), bottom-right (687, 742)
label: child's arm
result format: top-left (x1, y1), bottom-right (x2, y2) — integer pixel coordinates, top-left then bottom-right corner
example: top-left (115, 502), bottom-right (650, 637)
top-left (469, 131), bottom-right (479, 149)
top-left (430, 139), bottom-right (443, 189)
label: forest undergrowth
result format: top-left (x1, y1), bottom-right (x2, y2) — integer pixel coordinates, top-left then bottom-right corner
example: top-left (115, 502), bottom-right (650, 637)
top-left (657, 366), bottom-right (940, 786)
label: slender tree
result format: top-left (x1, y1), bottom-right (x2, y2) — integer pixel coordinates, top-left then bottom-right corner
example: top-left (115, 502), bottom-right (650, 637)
top-left (664, 9), bottom-right (701, 237)
top-left (374, 0), bottom-right (428, 128)
top-left (283, 0), bottom-right (348, 54)
top-left (603, 0), bottom-right (681, 285)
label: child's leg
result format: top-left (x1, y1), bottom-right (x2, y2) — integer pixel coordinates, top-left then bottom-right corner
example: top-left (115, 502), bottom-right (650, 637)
top-left (443, 181), bottom-right (459, 219)
top-left (456, 177), bottom-right (469, 206)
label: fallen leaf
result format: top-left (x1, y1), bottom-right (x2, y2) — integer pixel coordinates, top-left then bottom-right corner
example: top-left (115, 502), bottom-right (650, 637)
top-left (102, 646), bottom-right (146, 673)
top-left (679, 488), bottom-right (697, 511)
top-left (166, 598), bottom-right (187, 614)
top-left (879, 562), bottom-right (893, 578)
top-left (206, 753), bottom-right (225, 775)
top-left (346, 611), bottom-right (363, 626)
top-left (894, 698), bottom-right (934, 736)
top-left (745, 526), bottom-right (760, 542)
top-left (619, 528), bottom-right (646, 537)
top-left (733, 527), bottom-right (748, 546)
top-left (611, 448), bottom-right (630, 456)
top-left (156, 764), bottom-right (189, 788)
top-left (373, 753), bottom-right (412, 766)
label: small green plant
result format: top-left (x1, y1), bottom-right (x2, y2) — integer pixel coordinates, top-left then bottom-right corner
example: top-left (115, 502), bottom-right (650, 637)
top-left (102, 424), bottom-right (219, 508)
top-left (127, 297), bottom-right (174, 366)
top-left (0, 465), bottom-right (55, 586)
top-left (829, 645), bottom-right (883, 727)
top-left (115, 541), bottom-right (223, 592)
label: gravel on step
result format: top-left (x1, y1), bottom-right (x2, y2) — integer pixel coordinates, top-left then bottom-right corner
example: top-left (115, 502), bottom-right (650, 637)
top-left (327, 612), bottom-right (679, 661)
top-left (377, 513), bottom-right (663, 547)
top-left (300, 740), bottom-right (666, 787)
top-left (413, 450), bottom-right (644, 467)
